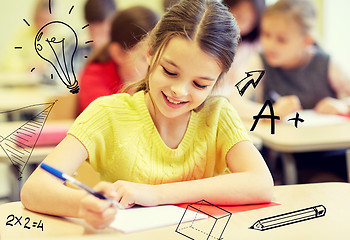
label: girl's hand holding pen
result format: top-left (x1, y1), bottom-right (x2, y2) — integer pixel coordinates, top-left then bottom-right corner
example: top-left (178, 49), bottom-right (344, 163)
top-left (78, 182), bottom-right (119, 229)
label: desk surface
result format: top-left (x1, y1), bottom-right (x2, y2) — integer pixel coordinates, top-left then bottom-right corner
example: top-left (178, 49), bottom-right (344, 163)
top-left (246, 120), bottom-right (350, 152)
top-left (1, 182), bottom-right (350, 240)
top-left (0, 86), bottom-right (64, 112)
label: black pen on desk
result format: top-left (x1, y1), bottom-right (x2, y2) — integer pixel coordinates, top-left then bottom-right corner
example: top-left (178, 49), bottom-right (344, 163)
top-left (40, 162), bottom-right (124, 209)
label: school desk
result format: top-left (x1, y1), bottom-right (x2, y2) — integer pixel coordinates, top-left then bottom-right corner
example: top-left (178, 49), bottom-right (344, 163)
top-left (244, 119), bottom-right (350, 184)
top-left (1, 182), bottom-right (349, 240)
top-left (0, 85), bottom-right (64, 121)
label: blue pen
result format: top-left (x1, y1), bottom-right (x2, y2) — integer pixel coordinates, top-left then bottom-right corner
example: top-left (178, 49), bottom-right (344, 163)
top-left (269, 90), bottom-right (281, 103)
top-left (40, 163), bottom-right (123, 209)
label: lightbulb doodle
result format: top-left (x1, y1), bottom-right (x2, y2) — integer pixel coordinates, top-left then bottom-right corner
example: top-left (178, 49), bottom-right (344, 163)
top-left (34, 21), bottom-right (79, 94)
top-left (0, 101), bottom-right (56, 180)
top-left (14, 0), bottom-right (94, 94)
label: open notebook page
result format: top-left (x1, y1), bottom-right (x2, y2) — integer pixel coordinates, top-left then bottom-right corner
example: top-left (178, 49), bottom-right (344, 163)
top-left (110, 205), bottom-right (208, 233)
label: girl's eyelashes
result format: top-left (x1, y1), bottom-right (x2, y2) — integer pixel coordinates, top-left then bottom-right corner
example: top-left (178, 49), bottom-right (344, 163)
top-left (194, 81), bottom-right (207, 89)
top-left (161, 65), bottom-right (208, 89)
top-left (162, 66), bottom-right (177, 76)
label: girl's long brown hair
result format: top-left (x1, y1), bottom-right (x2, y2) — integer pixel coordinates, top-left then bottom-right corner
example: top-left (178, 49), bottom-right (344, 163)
top-left (124, 0), bottom-right (240, 94)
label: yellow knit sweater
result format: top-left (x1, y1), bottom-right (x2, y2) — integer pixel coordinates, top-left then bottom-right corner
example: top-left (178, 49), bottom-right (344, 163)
top-left (68, 91), bottom-right (250, 183)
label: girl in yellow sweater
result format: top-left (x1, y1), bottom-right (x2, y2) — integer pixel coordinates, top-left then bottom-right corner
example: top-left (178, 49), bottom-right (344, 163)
top-left (21, 0), bottom-right (273, 229)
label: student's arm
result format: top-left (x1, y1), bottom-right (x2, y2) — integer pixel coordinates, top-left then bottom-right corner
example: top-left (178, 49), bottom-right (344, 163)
top-left (21, 135), bottom-right (117, 229)
top-left (314, 59), bottom-right (350, 114)
top-left (328, 58), bottom-right (350, 99)
top-left (113, 141), bottom-right (274, 207)
top-left (314, 97), bottom-right (349, 115)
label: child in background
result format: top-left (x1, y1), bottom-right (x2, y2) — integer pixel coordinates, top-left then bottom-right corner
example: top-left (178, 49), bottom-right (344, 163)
top-left (236, 0), bottom-right (350, 183)
top-left (78, 6), bottom-right (159, 113)
top-left (21, 0), bottom-right (273, 229)
top-left (0, 0), bottom-right (53, 74)
top-left (222, 0), bottom-right (265, 87)
top-left (72, 0), bottom-right (117, 74)
top-left (42, 0), bottom-right (117, 86)
top-left (232, 0), bottom-right (350, 119)
top-left (84, 0), bottom-right (117, 51)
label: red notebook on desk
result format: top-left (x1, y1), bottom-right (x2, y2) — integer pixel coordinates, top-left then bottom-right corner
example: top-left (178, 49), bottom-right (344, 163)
top-left (338, 113), bottom-right (350, 119)
top-left (15, 125), bottom-right (68, 147)
top-left (176, 201), bottom-right (279, 217)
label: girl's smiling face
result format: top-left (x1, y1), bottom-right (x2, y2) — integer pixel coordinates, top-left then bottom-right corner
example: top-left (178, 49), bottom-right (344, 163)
top-left (147, 37), bottom-right (222, 120)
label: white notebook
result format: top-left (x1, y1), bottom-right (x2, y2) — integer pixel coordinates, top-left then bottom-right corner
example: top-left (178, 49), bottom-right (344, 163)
top-left (110, 205), bottom-right (208, 233)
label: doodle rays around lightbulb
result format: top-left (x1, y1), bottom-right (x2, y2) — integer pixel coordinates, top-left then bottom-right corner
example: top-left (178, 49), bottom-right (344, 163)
top-left (34, 21), bottom-right (79, 94)
top-left (13, 0), bottom-right (94, 94)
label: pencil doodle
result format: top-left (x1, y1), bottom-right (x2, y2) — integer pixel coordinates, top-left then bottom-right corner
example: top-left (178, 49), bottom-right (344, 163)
top-left (250, 205), bottom-right (326, 231)
top-left (176, 200), bottom-right (231, 240)
top-left (14, 0), bottom-right (94, 94)
top-left (0, 102), bottom-right (56, 180)
top-left (235, 70), bottom-right (265, 96)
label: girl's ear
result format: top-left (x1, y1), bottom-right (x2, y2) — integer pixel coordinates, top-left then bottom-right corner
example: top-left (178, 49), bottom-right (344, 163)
top-left (146, 48), bottom-right (153, 66)
top-left (108, 42), bottom-right (125, 65)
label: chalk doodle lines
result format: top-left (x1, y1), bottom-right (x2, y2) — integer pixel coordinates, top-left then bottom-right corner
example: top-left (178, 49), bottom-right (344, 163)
top-left (0, 102), bottom-right (56, 180)
top-left (14, 0), bottom-right (94, 94)
top-left (6, 0), bottom-right (92, 177)
top-left (235, 70), bottom-right (265, 96)
top-left (176, 200), bottom-right (231, 240)
top-left (34, 20), bottom-right (80, 94)
top-left (235, 70), bottom-right (305, 134)
top-left (249, 205), bottom-right (326, 231)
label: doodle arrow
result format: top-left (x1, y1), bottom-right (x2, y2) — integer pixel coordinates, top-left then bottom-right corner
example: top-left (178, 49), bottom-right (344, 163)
top-left (235, 70), bottom-right (265, 96)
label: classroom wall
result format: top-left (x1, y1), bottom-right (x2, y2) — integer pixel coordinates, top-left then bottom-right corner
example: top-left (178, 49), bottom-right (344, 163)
top-left (323, 0), bottom-right (350, 73)
top-left (0, 0), bottom-right (33, 59)
top-left (310, 0), bottom-right (324, 40)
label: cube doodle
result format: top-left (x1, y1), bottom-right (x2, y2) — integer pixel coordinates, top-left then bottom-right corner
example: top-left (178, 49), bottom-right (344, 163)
top-left (176, 200), bottom-right (232, 240)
